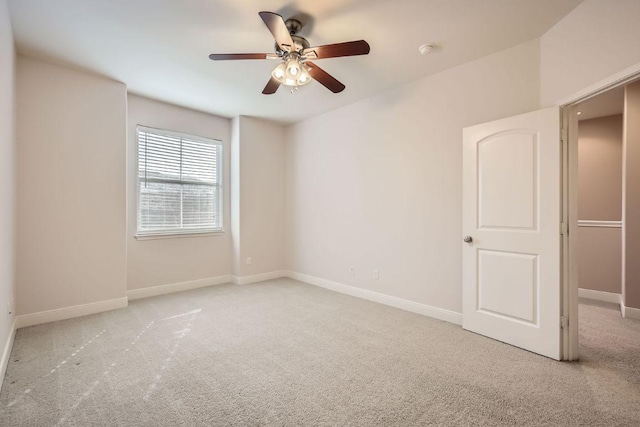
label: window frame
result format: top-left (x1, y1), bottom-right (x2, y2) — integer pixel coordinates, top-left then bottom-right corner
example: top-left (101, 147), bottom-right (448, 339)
top-left (135, 125), bottom-right (224, 239)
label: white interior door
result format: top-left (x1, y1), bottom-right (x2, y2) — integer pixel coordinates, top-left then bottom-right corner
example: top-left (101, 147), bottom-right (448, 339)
top-left (462, 106), bottom-right (562, 360)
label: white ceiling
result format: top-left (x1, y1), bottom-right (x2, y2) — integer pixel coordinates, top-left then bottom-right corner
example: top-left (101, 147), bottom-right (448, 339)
top-left (576, 85), bottom-right (625, 121)
top-left (8, 0), bottom-right (583, 124)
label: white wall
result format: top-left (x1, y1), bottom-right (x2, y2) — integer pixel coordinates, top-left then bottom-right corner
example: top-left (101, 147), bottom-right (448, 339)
top-left (285, 41), bottom-right (540, 313)
top-left (0, 0), bottom-right (16, 369)
top-left (16, 56), bottom-right (127, 315)
top-left (231, 117), bottom-right (241, 277)
top-left (126, 94), bottom-right (232, 290)
top-left (577, 115), bottom-right (623, 295)
top-left (232, 116), bottom-right (286, 278)
top-left (578, 115), bottom-right (623, 221)
top-left (540, 0), bottom-right (640, 106)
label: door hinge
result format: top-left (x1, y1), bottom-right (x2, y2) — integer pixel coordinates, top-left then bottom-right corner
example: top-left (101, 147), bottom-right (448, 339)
top-left (561, 222), bottom-right (568, 236)
top-left (561, 316), bottom-right (568, 329)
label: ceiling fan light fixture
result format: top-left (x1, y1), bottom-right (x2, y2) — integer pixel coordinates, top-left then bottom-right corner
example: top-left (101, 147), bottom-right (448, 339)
top-left (272, 57), bottom-right (311, 88)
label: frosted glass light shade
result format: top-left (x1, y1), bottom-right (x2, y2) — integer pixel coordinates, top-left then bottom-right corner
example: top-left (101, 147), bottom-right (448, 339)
top-left (271, 57), bottom-right (311, 87)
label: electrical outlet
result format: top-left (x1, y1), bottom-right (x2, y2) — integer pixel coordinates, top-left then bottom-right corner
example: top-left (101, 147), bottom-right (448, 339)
top-left (349, 266), bottom-right (355, 276)
top-left (246, 257), bottom-right (252, 265)
top-left (373, 269), bottom-right (379, 280)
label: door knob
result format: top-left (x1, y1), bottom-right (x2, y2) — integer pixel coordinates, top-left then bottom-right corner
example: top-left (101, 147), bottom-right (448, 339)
top-left (463, 236), bottom-right (473, 243)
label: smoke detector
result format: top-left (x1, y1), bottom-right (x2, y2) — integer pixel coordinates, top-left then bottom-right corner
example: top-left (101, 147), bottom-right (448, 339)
top-left (418, 43), bottom-right (437, 55)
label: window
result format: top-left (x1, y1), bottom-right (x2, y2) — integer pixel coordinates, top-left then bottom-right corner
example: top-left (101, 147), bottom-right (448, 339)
top-left (136, 126), bottom-right (223, 237)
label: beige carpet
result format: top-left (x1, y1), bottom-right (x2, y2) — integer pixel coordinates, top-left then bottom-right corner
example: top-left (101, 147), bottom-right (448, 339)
top-left (0, 279), bottom-right (639, 426)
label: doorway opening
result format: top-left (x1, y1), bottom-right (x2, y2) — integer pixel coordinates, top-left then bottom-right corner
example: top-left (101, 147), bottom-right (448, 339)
top-left (562, 69), bottom-right (640, 361)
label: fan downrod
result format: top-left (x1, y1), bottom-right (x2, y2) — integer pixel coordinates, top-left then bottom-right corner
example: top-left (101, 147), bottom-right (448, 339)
top-left (285, 19), bottom-right (302, 35)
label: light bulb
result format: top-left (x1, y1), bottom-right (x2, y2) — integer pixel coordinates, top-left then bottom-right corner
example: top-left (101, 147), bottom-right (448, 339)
top-left (271, 63), bottom-right (286, 83)
top-left (285, 78), bottom-right (295, 86)
top-left (296, 65), bottom-right (311, 86)
top-left (285, 56), bottom-right (302, 79)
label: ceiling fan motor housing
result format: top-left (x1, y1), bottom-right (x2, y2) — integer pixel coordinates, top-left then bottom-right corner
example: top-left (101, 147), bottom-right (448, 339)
top-left (273, 18), bottom-right (309, 55)
top-left (275, 35), bottom-right (310, 56)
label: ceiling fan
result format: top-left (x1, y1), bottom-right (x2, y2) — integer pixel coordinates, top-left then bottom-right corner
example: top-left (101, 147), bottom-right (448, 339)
top-left (209, 11), bottom-right (370, 95)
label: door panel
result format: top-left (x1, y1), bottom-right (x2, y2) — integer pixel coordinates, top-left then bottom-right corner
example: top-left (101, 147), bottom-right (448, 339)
top-left (478, 131), bottom-right (537, 230)
top-left (463, 106), bottom-right (561, 360)
top-left (478, 250), bottom-right (537, 323)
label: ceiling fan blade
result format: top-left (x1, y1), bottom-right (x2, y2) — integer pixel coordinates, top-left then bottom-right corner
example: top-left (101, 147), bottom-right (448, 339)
top-left (259, 11), bottom-right (295, 52)
top-left (305, 61), bottom-right (345, 93)
top-left (303, 40), bottom-right (370, 59)
top-left (209, 53), bottom-right (274, 60)
top-left (262, 77), bottom-right (281, 95)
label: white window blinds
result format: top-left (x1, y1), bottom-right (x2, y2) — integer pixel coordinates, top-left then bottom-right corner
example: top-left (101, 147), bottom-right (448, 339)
top-left (137, 126), bottom-right (222, 236)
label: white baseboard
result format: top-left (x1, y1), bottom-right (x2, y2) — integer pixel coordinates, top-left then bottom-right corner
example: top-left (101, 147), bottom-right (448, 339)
top-left (578, 288), bottom-right (622, 305)
top-left (232, 271), bottom-right (287, 285)
top-left (15, 297), bottom-right (129, 329)
top-left (577, 289), bottom-right (640, 320)
top-left (285, 271), bottom-right (463, 325)
top-left (621, 300), bottom-right (640, 320)
top-left (127, 275), bottom-right (232, 301)
top-left (0, 319), bottom-right (17, 392)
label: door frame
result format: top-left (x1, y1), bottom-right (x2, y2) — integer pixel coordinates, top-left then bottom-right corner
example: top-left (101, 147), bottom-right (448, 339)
top-left (558, 62), bottom-right (640, 361)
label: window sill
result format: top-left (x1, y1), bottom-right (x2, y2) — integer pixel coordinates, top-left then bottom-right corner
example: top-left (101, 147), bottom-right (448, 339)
top-left (135, 230), bottom-right (225, 241)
